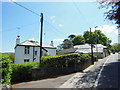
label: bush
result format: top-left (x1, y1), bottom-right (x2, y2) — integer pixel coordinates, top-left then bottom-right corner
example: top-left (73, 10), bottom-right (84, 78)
top-left (1, 55), bottom-right (12, 85)
top-left (11, 62), bottom-right (40, 83)
top-left (41, 53), bottom-right (90, 68)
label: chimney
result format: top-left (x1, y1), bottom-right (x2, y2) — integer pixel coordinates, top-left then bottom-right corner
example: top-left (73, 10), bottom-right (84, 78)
top-left (16, 35), bottom-right (20, 45)
top-left (50, 41), bottom-right (54, 46)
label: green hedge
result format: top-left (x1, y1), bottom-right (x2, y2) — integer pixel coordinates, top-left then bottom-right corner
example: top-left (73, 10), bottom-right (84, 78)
top-left (1, 53), bottom-right (92, 84)
top-left (1, 55), bottom-right (12, 85)
top-left (11, 62), bottom-right (40, 83)
top-left (41, 53), bottom-right (91, 68)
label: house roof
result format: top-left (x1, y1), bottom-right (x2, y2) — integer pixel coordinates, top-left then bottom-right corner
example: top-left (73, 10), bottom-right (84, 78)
top-left (15, 40), bottom-right (56, 49)
top-left (74, 44), bottom-right (107, 49)
top-left (74, 44), bottom-right (91, 49)
top-left (59, 44), bottom-right (107, 54)
top-left (60, 48), bottom-right (77, 53)
top-left (74, 44), bottom-right (107, 53)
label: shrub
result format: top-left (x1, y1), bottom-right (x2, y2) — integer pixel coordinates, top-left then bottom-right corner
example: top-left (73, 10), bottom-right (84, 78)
top-left (1, 55), bottom-right (12, 85)
top-left (41, 53), bottom-right (90, 68)
top-left (11, 62), bottom-right (39, 83)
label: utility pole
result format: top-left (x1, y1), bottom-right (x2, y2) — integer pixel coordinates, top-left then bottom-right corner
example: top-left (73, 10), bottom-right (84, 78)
top-left (40, 13), bottom-right (43, 65)
top-left (90, 28), bottom-right (94, 64)
top-left (95, 26), bottom-right (98, 59)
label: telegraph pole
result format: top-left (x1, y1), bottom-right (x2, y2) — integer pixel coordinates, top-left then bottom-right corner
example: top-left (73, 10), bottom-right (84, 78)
top-left (95, 26), bottom-right (98, 59)
top-left (90, 28), bottom-right (94, 64)
top-left (40, 13), bottom-right (43, 65)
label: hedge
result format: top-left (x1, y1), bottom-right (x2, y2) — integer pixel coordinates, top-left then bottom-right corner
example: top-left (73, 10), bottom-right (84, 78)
top-left (1, 55), bottom-right (12, 85)
top-left (11, 62), bottom-right (40, 83)
top-left (1, 53), bottom-right (93, 84)
top-left (41, 53), bottom-right (91, 68)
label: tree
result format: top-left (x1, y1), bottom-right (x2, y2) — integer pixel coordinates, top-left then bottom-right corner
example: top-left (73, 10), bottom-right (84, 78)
top-left (110, 43), bottom-right (120, 52)
top-left (68, 34), bottom-right (76, 40)
top-left (60, 39), bottom-right (73, 49)
top-left (83, 30), bottom-right (112, 46)
top-left (83, 31), bottom-right (91, 44)
top-left (8, 53), bottom-right (14, 63)
top-left (99, 0), bottom-right (120, 28)
top-left (72, 35), bottom-right (85, 45)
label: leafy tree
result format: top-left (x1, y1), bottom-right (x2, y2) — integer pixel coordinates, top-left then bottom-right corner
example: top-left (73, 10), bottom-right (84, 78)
top-left (83, 30), bottom-right (112, 46)
top-left (99, 0), bottom-right (120, 28)
top-left (83, 31), bottom-right (92, 44)
top-left (8, 53), bottom-right (14, 63)
top-left (68, 34), bottom-right (76, 40)
top-left (61, 39), bottom-right (73, 49)
top-left (110, 43), bottom-right (120, 52)
top-left (72, 35), bottom-right (85, 45)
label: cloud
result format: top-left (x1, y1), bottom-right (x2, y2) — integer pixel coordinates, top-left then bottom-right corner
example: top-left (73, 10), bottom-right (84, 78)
top-left (58, 24), bottom-right (64, 28)
top-left (50, 16), bottom-right (56, 23)
top-left (91, 25), bottom-right (118, 36)
top-left (53, 39), bottom-right (64, 42)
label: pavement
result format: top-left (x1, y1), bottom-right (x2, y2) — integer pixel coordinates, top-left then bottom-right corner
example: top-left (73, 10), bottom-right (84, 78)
top-left (12, 54), bottom-right (119, 89)
top-left (12, 73), bottom-right (76, 88)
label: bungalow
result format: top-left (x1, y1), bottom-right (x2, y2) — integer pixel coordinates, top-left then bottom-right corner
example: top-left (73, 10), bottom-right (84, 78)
top-left (59, 44), bottom-right (109, 59)
top-left (14, 36), bottom-right (56, 63)
top-left (74, 44), bottom-right (109, 58)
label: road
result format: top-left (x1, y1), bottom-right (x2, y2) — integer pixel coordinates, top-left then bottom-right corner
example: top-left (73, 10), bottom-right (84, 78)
top-left (60, 53), bottom-right (120, 88)
top-left (12, 54), bottom-right (120, 89)
top-left (95, 53), bottom-right (119, 88)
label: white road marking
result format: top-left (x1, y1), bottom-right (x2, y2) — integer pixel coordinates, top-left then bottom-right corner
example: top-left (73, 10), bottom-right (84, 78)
top-left (93, 55), bottom-right (111, 88)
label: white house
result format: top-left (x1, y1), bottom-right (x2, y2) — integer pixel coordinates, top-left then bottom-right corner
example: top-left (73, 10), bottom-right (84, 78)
top-left (74, 44), bottom-right (109, 58)
top-left (59, 44), bottom-right (109, 59)
top-left (14, 36), bottom-right (56, 63)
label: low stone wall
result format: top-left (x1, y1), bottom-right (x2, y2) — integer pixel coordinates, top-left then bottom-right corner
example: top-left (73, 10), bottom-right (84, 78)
top-left (32, 59), bottom-right (92, 80)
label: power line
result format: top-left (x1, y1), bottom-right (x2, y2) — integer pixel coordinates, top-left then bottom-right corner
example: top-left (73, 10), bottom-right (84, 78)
top-left (11, 1), bottom-right (67, 41)
top-left (72, 0), bottom-right (91, 27)
top-left (44, 20), bottom-right (67, 37)
top-left (2, 21), bottom-right (39, 32)
top-left (12, 2), bottom-right (40, 17)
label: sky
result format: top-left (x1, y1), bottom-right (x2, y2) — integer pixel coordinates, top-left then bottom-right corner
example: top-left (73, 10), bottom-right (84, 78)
top-left (1, 0), bottom-right (119, 52)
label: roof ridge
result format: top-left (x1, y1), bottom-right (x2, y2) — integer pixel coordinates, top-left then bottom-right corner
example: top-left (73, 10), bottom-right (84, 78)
top-left (19, 40), bottom-right (29, 44)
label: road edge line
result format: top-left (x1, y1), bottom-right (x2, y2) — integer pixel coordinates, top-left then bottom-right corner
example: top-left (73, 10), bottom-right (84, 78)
top-left (93, 55), bottom-right (111, 88)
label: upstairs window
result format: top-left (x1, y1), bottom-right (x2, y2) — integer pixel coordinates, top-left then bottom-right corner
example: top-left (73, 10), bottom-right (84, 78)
top-left (35, 51), bottom-right (37, 55)
top-left (25, 46), bottom-right (30, 54)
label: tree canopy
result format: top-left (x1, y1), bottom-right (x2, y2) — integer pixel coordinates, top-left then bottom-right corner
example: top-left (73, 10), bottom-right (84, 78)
top-left (57, 29), bottom-right (111, 50)
top-left (99, 0), bottom-right (120, 28)
top-left (60, 39), bottom-right (73, 49)
top-left (68, 34), bottom-right (76, 40)
top-left (83, 30), bottom-right (112, 46)
top-left (72, 35), bottom-right (85, 45)
top-left (110, 43), bottom-right (120, 52)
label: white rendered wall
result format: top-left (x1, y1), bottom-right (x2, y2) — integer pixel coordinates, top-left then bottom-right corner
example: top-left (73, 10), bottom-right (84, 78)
top-left (14, 46), bottom-right (56, 63)
top-left (45, 48), bottom-right (56, 56)
top-left (14, 46), bottom-right (41, 63)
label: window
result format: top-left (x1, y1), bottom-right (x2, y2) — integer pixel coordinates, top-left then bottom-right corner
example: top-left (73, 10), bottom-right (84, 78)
top-left (24, 59), bottom-right (29, 62)
top-left (25, 46), bottom-right (30, 54)
top-left (35, 51), bottom-right (37, 55)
